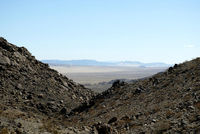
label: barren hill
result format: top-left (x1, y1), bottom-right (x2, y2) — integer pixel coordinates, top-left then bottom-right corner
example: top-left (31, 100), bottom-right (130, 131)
top-left (0, 37), bottom-right (200, 134)
top-left (0, 38), bottom-right (96, 133)
top-left (66, 58), bottom-right (200, 133)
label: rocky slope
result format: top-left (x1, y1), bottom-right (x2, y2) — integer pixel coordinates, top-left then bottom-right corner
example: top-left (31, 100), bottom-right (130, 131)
top-left (66, 58), bottom-right (200, 133)
top-left (1, 37), bottom-right (200, 134)
top-left (0, 37), bottom-right (96, 133)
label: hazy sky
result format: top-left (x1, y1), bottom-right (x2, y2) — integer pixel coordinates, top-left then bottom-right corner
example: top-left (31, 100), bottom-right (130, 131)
top-left (1, 0), bottom-right (200, 64)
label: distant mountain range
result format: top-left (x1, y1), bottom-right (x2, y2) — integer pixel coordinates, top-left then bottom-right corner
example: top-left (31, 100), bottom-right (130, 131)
top-left (42, 59), bottom-right (170, 67)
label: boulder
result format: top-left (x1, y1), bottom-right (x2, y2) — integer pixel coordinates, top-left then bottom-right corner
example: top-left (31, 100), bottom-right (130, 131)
top-left (14, 52), bottom-right (26, 62)
top-left (0, 55), bottom-right (11, 65)
top-left (94, 122), bottom-right (118, 134)
top-left (60, 107), bottom-right (67, 115)
top-left (112, 80), bottom-right (125, 88)
top-left (108, 117), bottom-right (117, 124)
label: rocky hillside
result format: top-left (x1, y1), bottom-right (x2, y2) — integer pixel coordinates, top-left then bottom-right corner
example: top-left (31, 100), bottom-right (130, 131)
top-left (1, 37), bottom-right (200, 134)
top-left (0, 37), bottom-right (96, 133)
top-left (66, 58), bottom-right (200, 133)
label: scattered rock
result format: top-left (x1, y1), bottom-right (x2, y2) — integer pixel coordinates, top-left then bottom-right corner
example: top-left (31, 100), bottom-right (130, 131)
top-left (38, 94), bottom-right (44, 98)
top-left (135, 87), bottom-right (142, 94)
top-left (94, 122), bottom-right (118, 134)
top-left (108, 117), bottom-right (117, 124)
top-left (0, 55), bottom-right (10, 65)
top-left (60, 108), bottom-right (67, 115)
top-left (60, 100), bottom-right (64, 104)
top-left (112, 80), bottom-right (125, 88)
top-left (152, 119), bottom-right (157, 123)
top-left (27, 94), bottom-right (32, 100)
top-left (1, 37), bottom-right (200, 133)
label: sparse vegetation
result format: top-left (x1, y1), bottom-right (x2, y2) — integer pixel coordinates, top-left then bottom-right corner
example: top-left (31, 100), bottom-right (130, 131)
top-left (154, 121), bottom-right (171, 133)
top-left (0, 128), bottom-right (9, 134)
top-left (41, 120), bottom-right (60, 134)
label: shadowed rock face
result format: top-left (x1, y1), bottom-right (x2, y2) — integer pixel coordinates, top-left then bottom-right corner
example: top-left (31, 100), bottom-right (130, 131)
top-left (0, 37), bottom-right (95, 116)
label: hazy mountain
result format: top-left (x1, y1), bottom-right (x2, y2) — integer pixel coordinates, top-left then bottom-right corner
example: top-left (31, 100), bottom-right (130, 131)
top-left (42, 59), bottom-right (170, 67)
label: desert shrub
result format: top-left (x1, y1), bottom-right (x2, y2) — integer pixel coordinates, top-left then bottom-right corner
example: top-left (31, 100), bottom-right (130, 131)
top-left (194, 102), bottom-right (200, 110)
top-left (152, 105), bottom-right (161, 114)
top-left (0, 110), bottom-right (3, 115)
top-left (0, 128), bottom-right (9, 134)
top-left (165, 110), bottom-right (174, 119)
top-left (41, 120), bottom-right (59, 134)
top-left (182, 94), bottom-right (192, 101)
top-left (153, 121), bottom-right (171, 133)
top-left (175, 112), bottom-right (182, 118)
top-left (1, 109), bottom-right (25, 119)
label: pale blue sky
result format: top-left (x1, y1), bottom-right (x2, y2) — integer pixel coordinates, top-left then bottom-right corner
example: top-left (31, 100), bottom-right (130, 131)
top-left (1, 0), bottom-right (200, 64)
